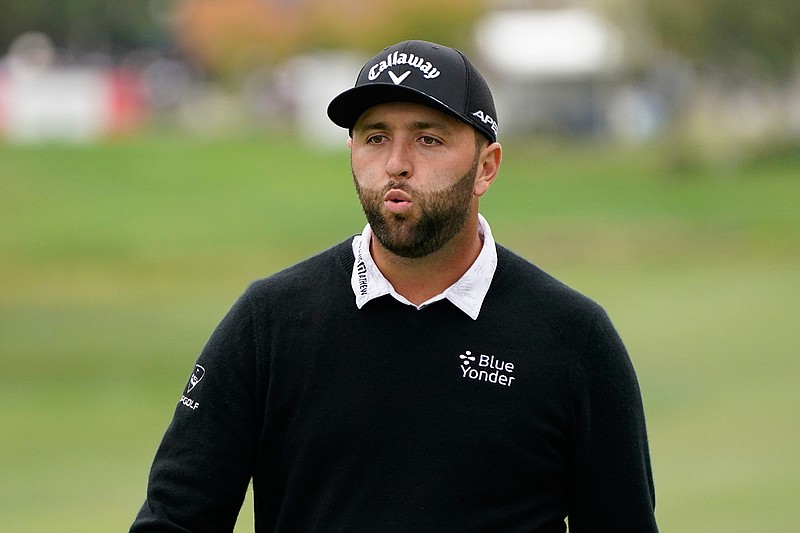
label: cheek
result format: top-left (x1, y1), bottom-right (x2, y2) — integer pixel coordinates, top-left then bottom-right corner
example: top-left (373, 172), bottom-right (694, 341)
top-left (349, 153), bottom-right (366, 181)
top-left (350, 164), bottom-right (369, 187)
top-left (351, 157), bottom-right (388, 189)
top-left (349, 150), bottom-right (372, 176)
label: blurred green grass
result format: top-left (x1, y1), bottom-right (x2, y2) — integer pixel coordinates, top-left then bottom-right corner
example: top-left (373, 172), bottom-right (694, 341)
top-left (1, 133), bottom-right (798, 532)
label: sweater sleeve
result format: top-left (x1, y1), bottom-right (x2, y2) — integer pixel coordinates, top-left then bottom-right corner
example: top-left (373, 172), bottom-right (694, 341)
top-left (567, 308), bottom-right (658, 532)
top-left (130, 291), bottom-right (262, 533)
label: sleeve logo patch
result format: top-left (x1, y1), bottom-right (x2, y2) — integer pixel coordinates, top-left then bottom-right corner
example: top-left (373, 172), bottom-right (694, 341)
top-left (187, 364), bottom-right (205, 393)
top-left (180, 365), bottom-right (205, 411)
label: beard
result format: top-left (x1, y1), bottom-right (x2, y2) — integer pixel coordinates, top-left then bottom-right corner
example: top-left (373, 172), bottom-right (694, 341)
top-left (353, 154), bottom-right (479, 259)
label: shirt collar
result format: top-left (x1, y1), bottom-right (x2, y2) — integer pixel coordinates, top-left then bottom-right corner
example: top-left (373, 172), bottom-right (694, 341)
top-left (350, 214), bottom-right (498, 320)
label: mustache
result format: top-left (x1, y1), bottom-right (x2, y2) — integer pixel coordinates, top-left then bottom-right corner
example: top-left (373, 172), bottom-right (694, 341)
top-left (349, 167), bottom-right (414, 196)
top-left (383, 181), bottom-right (416, 194)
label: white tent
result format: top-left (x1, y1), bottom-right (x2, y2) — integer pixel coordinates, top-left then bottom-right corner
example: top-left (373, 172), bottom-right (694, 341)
top-left (476, 8), bottom-right (623, 78)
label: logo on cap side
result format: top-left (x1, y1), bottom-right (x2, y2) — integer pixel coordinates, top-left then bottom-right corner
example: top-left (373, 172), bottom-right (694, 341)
top-left (472, 110), bottom-right (499, 136)
top-left (368, 50), bottom-right (441, 81)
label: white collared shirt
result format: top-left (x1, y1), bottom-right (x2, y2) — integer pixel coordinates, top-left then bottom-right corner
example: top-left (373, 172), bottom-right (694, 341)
top-left (350, 214), bottom-right (498, 320)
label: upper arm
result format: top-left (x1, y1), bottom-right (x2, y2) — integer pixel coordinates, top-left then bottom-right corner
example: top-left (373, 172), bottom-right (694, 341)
top-left (566, 310), bottom-right (658, 532)
top-left (131, 292), bottom-right (263, 532)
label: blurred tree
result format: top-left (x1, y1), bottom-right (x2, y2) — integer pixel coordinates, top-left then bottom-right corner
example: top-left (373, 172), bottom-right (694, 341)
top-left (0, 0), bottom-right (175, 59)
top-left (175, 0), bottom-right (487, 80)
top-left (643, 0), bottom-right (800, 81)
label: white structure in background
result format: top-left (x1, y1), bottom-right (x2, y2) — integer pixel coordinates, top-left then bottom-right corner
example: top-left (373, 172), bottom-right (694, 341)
top-left (0, 33), bottom-right (145, 143)
top-left (476, 8), bottom-right (642, 137)
top-left (478, 8), bottom-right (623, 77)
top-left (285, 51), bottom-right (367, 149)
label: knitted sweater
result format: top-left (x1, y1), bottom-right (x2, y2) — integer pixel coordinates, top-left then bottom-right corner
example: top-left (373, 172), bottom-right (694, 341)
top-left (131, 239), bottom-right (657, 532)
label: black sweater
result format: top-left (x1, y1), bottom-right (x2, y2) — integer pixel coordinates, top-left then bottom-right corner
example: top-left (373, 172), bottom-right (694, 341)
top-left (131, 240), bottom-right (657, 532)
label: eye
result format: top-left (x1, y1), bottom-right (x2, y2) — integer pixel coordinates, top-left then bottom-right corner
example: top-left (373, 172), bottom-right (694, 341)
top-left (366, 134), bottom-right (387, 144)
top-left (419, 135), bottom-right (442, 146)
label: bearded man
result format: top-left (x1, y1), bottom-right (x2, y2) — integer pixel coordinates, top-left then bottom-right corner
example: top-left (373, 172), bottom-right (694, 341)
top-left (131, 40), bottom-right (658, 533)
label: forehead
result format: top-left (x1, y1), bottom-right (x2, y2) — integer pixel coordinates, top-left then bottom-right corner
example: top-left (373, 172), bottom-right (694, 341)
top-left (354, 101), bottom-right (471, 134)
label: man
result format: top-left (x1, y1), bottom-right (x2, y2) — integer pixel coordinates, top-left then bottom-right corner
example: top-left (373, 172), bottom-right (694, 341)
top-left (131, 40), bottom-right (657, 532)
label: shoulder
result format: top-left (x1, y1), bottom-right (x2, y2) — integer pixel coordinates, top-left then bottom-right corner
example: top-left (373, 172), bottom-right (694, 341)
top-left (490, 244), bottom-right (632, 379)
top-left (243, 238), bottom-right (355, 305)
top-left (492, 244), bottom-right (605, 319)
top-left (484, 244), bottom-right (618, 356)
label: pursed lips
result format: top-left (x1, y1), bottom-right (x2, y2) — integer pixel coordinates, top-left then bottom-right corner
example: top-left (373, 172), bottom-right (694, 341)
top-left (384, 189), bottom-right (414, 214)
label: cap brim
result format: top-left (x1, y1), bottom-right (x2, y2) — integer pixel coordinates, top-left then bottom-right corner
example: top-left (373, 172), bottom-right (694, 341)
top-left (327, 83), bottom-right (469, 131)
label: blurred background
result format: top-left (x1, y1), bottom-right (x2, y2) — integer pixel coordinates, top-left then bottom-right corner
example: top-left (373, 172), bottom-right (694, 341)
top-left (1, 0), bottom-right (798, 531)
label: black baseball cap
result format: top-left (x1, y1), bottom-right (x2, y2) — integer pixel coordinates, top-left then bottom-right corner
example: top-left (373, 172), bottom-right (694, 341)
top-left (327, 40), bottom-right (499, 142)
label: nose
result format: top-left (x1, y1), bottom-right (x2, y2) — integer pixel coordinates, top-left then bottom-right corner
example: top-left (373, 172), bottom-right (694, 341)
top-left (385, 141), bottom-right (412, 179)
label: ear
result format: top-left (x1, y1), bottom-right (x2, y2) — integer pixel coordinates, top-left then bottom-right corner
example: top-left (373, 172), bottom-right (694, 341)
top-left (473, 142), bottom-right (502, 197)
top-left (346, 137), bottom-right (353, 149)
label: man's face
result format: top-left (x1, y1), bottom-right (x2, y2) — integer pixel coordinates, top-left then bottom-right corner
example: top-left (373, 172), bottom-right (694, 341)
top-left (349, 102), bottom-right (483, 259)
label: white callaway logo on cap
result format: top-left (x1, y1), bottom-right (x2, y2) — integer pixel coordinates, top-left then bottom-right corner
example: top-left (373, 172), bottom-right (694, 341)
top-left (368, 50), bottom-right (442, 81)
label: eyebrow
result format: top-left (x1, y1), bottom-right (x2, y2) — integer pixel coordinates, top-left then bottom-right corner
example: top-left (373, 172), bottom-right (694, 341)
top-left (355, 119), bottom-right (454, 135)
top-left (355, 121), bottom-right (388, 133)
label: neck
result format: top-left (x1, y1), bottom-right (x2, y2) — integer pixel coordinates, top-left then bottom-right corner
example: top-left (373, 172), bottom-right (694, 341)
top-left (370, 214), bottom-right (483, 305)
